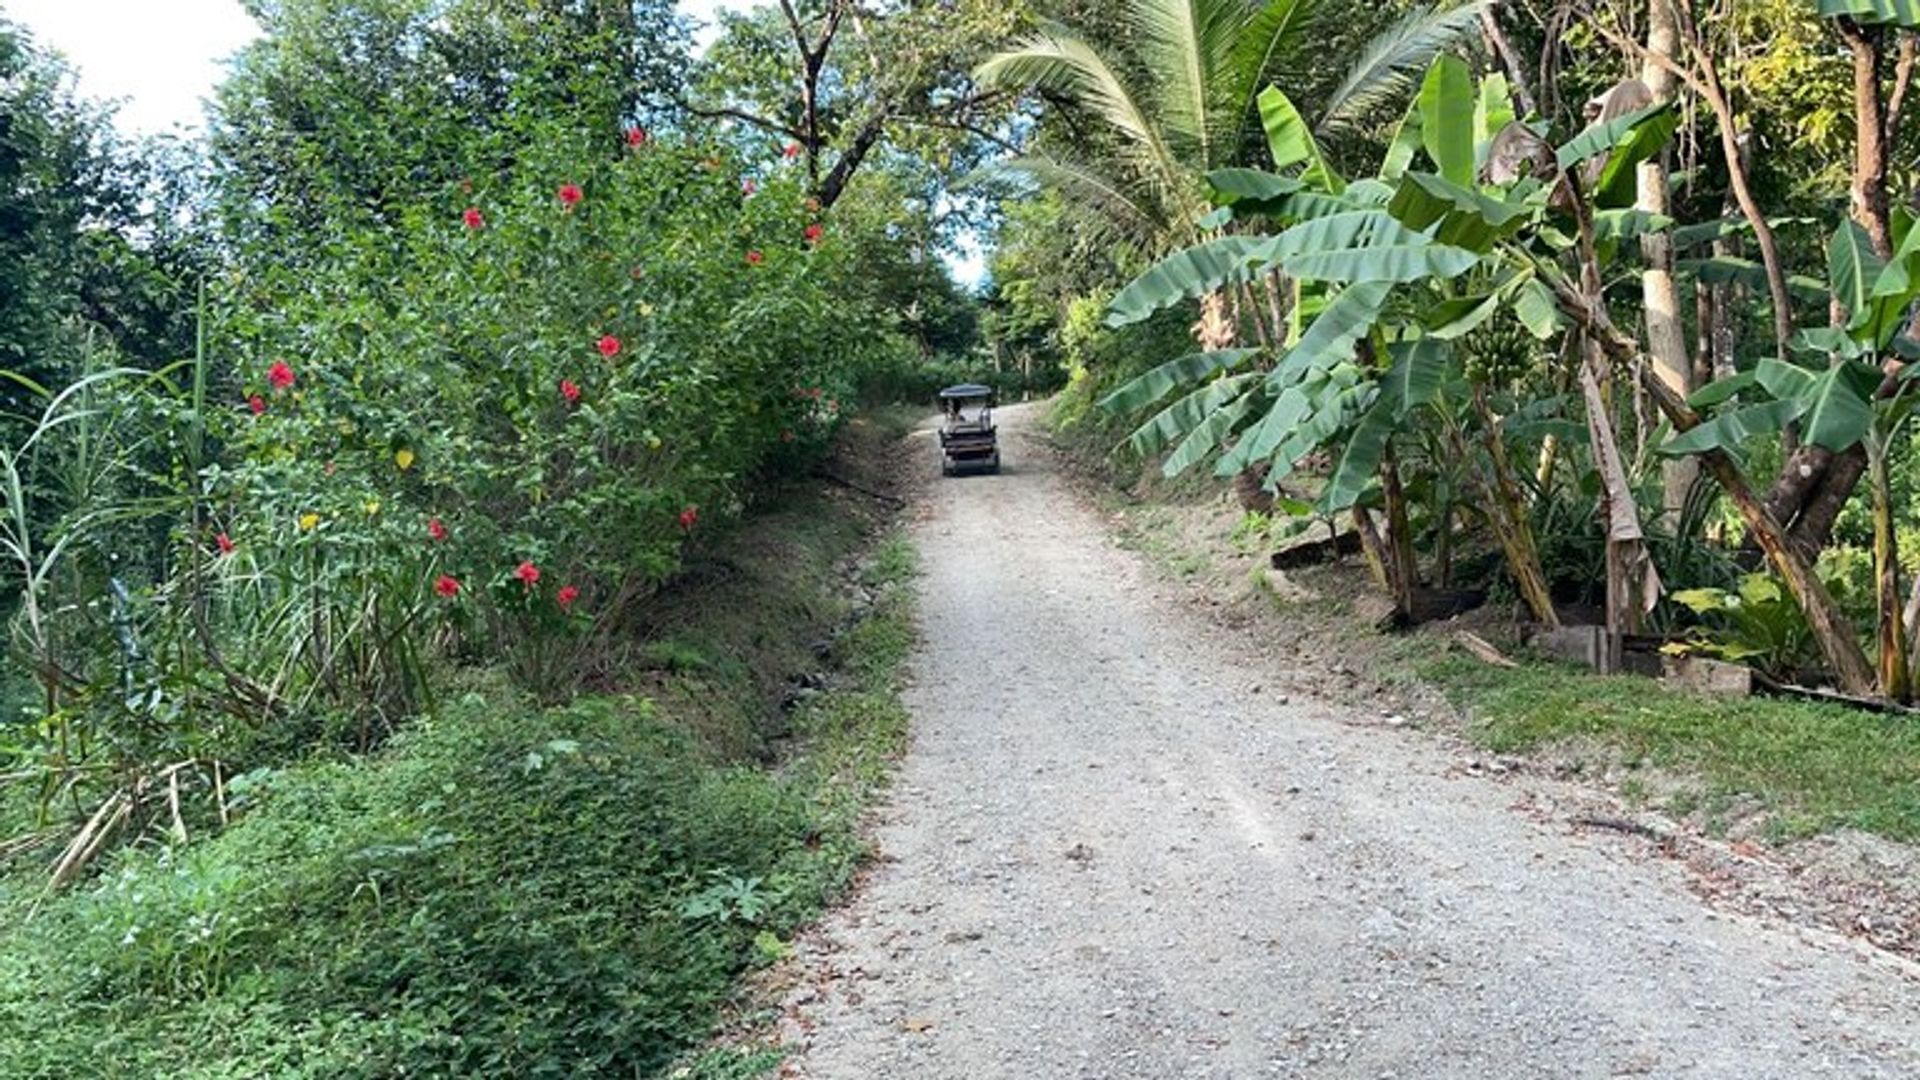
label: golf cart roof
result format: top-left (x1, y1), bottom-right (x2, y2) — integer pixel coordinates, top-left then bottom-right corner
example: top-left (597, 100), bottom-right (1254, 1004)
top-left (938, 383), bottom-right (995, 400)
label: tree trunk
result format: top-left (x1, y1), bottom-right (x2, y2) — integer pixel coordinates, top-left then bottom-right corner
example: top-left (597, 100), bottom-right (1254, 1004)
top-left (1480, 1), bottom-right (1540, 117)
top-left (1463, 393), bottom-right (1559, 627)
top-left (1640, 0), bottom-right (1695, 518)
top-left (1869, 439), bottom-right (1909, 700)
top-left (1379, 445), bottom-right (1420, 616)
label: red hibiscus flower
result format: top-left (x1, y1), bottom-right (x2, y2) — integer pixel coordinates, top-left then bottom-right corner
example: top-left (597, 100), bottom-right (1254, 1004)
top-left (215, 532), bottom-right (236, 556)
top-left (679, 505), bottom-right (699, 531)
top-left (746, 250), bottom-right (764, 266)
top-left (268, 360), bottom-right (295, 391)
top-left (596, 335), bottom-right (621, 358)
top-left (557, 584), bottom-right (579, 611)
top-left (560, 378), bottom-right (582, 404)
top-left (515, 560), bottom-right (541, 590)
top-left (435, 574), bottom-right (460, 599)
top-left (462, 207), bottom-right (484, 229)
top-left (248, 394), bottom-right (266, 415)
top-left (783, 143), bottom-right (802, 160)
top-left (428, 518), bottom-right (449, 543)
top-left (804, 223), bottom-right (824, 245)
top-left (626, 126), bottom-right (647, 147)
top-left (557, 183), bottom-right (584, 207)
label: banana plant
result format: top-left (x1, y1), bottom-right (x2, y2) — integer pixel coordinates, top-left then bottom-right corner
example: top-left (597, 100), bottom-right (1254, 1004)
top-left (1098, 57), bottom-right (1677, 626)
top-left (1661, 216), bottom-right (1920, 699)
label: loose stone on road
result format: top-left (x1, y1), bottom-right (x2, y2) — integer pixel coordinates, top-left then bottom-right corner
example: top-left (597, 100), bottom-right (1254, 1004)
top-left (781, 403), bottom-right (1920, 1079)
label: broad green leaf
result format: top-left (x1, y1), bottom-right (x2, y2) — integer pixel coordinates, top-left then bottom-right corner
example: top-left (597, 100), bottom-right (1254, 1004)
top-left (1417, 55), bottom-right (1475, 186)
top-left (1474, 72), bottom-right (1516, 164)
top-left (1555, 102), bottom-right (1675, 172)
top-left (1099, 348), bottom-right (1262, 414)
top-left (1268, 210), bottom-right (1480, 283)
top-left (1512, 277), bottom-right (1563, 339)
top-left (1672, 215), bottom-right (1817, 251)
top-left (1218, 382), bottom-right (1314, 475)
top-left (1206, 169), bottom-right (1305, 215)
top-left (1259, 86), bottom-right (1343, 193)
top-left (1792, 326), bottom-right (1872, 359)
top-left (1272, 376), bottom-right (1371, 470)
top-left (1387, 171), bottom-right (1531, 251)
top-left (1591, 209), bottom-right (1674, 241)
top-left (1754, 358), bottom-right (1817, 401)
top-left (1795, 361), bottom-right (1880, 451)
top-left (1687, 369), bottom-right (1757, 408)
top-left (1105, 236), bottom-right (1284, 327)
top-left (1163, 392), bottom-right (1258, 477)
top-left (1381, 98), bottom-right (1422, 182)
top-left (1815, 0), bottom-right (1920, 26)
top-left (1660, 400), bottom-right (1805, 457)
top-left (1591, 106), bottom-right (1679, 207)
top-left (1859, 212), bottom-right (1920, 344)
top-left (1829, 220), bottom-right (1884, 325)
top-left (1381, 338), bottom-right (1455, 416)
top-left (1424, 295), bottom-right (1500, 340)
top-left (1125, 373), bottom-right (1261, 457)
top-left (1320, 395), bottom-right (1394, 511)
top-left (1268, 281), bottom-right (1394, 391)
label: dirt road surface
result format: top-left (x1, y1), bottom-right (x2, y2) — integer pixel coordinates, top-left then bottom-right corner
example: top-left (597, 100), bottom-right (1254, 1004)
top-left (780, 403), bottom-right (1920, 1079)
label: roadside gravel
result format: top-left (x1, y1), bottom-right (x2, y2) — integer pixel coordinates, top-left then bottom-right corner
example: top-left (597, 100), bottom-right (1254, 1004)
top-left (779, 403), bottom-right (1920, 1080)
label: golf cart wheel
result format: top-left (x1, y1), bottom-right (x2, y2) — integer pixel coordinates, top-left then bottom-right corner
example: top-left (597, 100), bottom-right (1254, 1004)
top-left (987, 453), bottom-right (1001, 474)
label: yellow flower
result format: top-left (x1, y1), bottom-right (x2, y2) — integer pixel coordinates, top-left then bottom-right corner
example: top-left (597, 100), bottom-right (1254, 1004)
top-left (298, 513), bottom-right (320, 531)
top-left (364, 500), bottom-right (381, 517)
top-left (646, 434), bottom-right (662, 451)
top-left (395, 448), bottom-right (415, 471)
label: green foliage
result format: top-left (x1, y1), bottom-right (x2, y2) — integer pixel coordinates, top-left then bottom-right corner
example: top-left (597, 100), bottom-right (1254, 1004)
top-left (1428, 654), bottom-right (1920, 842)
top-left (0, 479), bottom-right (918, 1078)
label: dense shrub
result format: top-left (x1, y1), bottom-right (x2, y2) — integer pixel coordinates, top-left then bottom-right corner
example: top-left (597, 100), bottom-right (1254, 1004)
top-left (0, 682), bottom-right (898, 1078)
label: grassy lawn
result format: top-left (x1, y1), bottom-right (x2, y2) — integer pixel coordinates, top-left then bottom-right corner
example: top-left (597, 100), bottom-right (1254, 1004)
top-left (1425, 653), bottom-right (1920, 843)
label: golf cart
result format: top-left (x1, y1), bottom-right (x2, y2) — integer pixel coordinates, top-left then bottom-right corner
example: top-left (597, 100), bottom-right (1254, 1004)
top-left (937, 383), bottom-right (999, 475)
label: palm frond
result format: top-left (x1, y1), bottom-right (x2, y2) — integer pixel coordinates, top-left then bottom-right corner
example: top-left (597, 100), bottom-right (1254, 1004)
top-left (1317, 2), bottom-right (1486, 133)
top-left (979, 154), bottom-right (1172, 252)
top-left (976, 29), bottom-right (1184, 194)
top-left (1226, 0), bottom-right (1326, 118)
top-left (1126, 0), bottom-right (1250, 166)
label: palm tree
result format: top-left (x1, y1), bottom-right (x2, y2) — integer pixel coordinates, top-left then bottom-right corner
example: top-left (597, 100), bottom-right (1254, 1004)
top-left (976, 0), bottom-right (1487, 256)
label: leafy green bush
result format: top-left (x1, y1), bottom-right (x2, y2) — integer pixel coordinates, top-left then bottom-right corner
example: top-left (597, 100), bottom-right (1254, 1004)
top-left (0, 683), bottom-right (890, 1078)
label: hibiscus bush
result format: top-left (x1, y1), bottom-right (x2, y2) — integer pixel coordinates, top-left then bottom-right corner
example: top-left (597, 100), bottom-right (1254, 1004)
top-left (2, 106), bottom-right (918, 875)
top-left (212, 118), bottom-right (893, 703)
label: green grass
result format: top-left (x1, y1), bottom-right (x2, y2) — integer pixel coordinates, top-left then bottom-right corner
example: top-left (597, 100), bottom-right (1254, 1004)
top-left (1427, 654), bottom-right (1920, 842)
top-left (0, 445), bottom-right (920, 1079)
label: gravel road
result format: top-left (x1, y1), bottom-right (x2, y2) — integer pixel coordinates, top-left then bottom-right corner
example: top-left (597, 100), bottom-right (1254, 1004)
top-left (779, 403), bottom-right (1920, 1080)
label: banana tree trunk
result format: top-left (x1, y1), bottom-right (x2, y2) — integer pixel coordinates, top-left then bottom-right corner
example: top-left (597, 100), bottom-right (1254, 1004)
top-left (1352, 506), bottom-right (1392, 592)
top-left (1461, 396), bottom-right (1559, 627)
top-left (1869, 439), bottom-right (1910, 700)
top-left (1379, 445), bottom-right (1420, 616)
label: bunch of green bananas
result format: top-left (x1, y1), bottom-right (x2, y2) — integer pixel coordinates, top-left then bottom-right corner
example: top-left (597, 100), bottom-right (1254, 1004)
top-left (1459, 313), bottom-right (1541, 387)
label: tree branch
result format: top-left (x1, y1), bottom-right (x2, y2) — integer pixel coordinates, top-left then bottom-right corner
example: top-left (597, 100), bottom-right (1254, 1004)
top-left (678, 100), bottom-right (808, 144)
